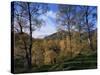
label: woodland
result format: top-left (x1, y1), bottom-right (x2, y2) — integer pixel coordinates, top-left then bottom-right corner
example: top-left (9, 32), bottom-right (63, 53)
top-left (11, 2), bottom-right (97, 73)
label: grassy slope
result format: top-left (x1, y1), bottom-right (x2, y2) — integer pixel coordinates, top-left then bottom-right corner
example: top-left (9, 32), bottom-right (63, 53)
top-left (14, 53), bottom-right (97, 73)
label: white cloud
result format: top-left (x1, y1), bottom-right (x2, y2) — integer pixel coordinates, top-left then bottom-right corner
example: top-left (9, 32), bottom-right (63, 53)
top-left (32, 10), bottom-right (57, 38)
top-left (32, 22), bottom-right (57, 38)
top-left (46, 10), bottom-right (56, 19)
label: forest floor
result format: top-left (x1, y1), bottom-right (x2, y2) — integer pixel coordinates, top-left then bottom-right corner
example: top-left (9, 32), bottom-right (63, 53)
top-left (14, 53), bottom-right (97, 74)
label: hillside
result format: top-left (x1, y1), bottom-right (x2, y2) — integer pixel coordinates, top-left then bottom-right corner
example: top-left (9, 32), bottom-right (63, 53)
top-left (45, 29), bottom-right (97, 40)
top-left (13, 29), bottom-right (97, 73)
top-left (45, 30), bottom-right (67, 39)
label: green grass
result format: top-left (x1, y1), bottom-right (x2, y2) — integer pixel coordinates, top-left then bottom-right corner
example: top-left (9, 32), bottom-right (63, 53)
top-left (14, 53), bottom-right (97, 73)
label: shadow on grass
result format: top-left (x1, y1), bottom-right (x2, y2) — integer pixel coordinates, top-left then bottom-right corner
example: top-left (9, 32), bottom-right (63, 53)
top-left (13, 53), bottom-right (97, 74)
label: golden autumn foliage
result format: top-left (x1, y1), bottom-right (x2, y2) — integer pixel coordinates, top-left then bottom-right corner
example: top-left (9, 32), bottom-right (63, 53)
top-left (14, 30), bottom-right (97, 66)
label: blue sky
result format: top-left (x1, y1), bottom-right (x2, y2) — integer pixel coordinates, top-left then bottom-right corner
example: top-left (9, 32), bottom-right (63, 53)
top-left (14, 2), bottom-right (97, 39)
top-left (32, 4), bottom-right (58, 38)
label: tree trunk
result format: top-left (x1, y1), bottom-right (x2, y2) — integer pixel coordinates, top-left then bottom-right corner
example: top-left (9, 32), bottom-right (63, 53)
top-left (67, 21), bottom-right (72, 57)
top-left (27, 3), bottom-right (32, 69)
top-left (17, 14), bottom-right (23, 34)
top-left (23, 39), bottom-right (30, 68)
top-left (86, 7), bottom-right (94, 51)
top-left (18, 21), bottom-right (23, 33)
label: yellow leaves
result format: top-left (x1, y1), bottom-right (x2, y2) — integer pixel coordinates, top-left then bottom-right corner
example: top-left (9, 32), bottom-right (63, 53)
top-left (44, 50), bottom-right (57, 64)
top-left (15, 31), bottom-right (97, 66)
top-left (32, 41), bottom-right (44, 65)
top-left (59, 40), bottom-right (66, 51)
